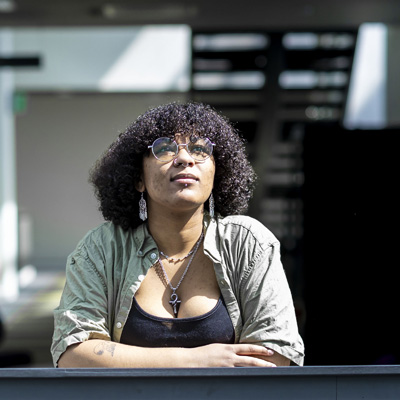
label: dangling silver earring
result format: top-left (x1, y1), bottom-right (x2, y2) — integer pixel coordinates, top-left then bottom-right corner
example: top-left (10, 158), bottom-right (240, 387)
top-left (139, 192), bottom-right (147, 221)
top-left (209, 192), bottom-right (215, 218)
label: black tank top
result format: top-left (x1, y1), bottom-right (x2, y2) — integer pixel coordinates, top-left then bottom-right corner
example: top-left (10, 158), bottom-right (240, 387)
top-left (120, 297), bottom-right (235, 348)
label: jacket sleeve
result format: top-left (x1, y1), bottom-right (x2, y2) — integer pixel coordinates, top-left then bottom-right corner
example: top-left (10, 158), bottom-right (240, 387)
top-left (51, 241), bottom-right (111, 367)
top-left (238, 240), bottom-right (305, 366)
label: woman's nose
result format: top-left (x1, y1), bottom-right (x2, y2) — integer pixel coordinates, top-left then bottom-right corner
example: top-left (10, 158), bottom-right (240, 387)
top-left (173, 146), bottom-right (194, 167)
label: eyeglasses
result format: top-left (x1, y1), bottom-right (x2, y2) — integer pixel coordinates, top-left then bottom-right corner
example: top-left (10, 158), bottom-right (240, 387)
top-left (148, 136), bottom-right (215, 163)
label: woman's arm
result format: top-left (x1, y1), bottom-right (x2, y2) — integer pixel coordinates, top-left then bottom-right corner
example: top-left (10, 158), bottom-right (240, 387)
top-left (238, 240), bottom-right (305, 366)
top-left (58, 340), bottom-right (278, 368)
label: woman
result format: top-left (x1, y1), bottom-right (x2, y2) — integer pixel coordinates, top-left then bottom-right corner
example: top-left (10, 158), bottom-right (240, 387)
top-left (51, 102), bottom-right (304, 367)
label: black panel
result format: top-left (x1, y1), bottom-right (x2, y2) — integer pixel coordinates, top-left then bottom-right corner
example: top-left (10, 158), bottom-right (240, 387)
top-left (303, 127), bottom-right (400, 365)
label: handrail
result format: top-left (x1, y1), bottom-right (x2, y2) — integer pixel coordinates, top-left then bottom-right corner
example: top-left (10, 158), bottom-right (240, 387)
top-left (1, 366), bottom-right (400, 399)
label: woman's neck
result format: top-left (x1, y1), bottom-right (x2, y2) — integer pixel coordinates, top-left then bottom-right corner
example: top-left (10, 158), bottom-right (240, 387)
top-left (147, 207), bottom-right (204, 257)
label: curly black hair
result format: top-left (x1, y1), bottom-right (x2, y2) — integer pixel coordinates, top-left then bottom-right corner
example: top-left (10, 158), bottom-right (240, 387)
top-left (89, 102), bottom-right (257, 230)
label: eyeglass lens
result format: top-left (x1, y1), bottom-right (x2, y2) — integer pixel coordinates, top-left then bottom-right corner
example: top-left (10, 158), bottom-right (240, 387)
top-left (151, 137), bottom-right (214, 162)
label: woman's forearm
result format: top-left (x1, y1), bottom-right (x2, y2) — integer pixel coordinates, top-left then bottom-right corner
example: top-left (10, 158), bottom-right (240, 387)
top-left (57, 340), bottom-right (278, 368)
top-left (58, 339), bottom-right (192, 368)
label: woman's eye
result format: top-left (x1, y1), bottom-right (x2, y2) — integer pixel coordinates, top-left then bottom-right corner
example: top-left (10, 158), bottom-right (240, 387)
top-left (159, 145), bottom-right (175, 153)
top-left (192, 145), bottom-right (206, 154)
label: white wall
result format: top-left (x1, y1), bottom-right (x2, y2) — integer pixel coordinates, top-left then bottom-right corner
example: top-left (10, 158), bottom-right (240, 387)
top-left (16, 92), bottom-right (188, 269)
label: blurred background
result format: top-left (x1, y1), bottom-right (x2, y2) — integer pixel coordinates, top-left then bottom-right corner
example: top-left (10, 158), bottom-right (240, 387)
top-left (1, 0), bottom-right (399, 367)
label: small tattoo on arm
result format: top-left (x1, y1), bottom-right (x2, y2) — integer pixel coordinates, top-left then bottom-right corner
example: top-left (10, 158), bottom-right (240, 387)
top-left (93, 342), bottom-right (117, 357)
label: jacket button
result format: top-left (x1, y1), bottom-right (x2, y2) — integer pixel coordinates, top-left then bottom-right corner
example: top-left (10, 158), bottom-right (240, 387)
top-left (116, 322), bottom-right (122, 329)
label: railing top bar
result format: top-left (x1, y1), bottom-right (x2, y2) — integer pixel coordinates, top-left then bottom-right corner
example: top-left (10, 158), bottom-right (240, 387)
top-left (1, 365), bottom-right (400, 379)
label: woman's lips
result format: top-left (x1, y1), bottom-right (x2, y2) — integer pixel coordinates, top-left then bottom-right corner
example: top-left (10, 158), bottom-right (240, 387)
top-left (171, 174), bottom-right (198, 184)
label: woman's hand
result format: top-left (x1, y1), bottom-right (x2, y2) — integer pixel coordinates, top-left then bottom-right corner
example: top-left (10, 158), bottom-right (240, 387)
top-left (187, 343), bottom-right (278, 367)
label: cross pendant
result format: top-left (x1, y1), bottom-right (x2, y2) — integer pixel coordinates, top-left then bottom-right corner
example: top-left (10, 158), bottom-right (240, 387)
top-left (169, 292), bottom-right (181, 317)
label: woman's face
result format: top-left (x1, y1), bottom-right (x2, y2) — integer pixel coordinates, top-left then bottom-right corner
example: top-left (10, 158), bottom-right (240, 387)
top-left (138, 133), bottom-right (215, 216)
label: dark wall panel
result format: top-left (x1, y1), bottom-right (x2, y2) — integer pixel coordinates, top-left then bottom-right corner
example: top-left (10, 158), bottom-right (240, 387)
top-left (303, 127), bottom-right (400, 365)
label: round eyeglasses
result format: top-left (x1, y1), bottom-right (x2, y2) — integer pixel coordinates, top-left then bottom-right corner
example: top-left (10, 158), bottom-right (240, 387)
top-left (148, 136), bottom-right (215, 163)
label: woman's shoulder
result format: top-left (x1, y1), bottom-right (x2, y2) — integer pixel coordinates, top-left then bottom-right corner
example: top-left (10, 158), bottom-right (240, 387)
top-left (80, 221), bottom-right (122, 241)
top-left (214, 214), bottom-right (279, 247)
top-left (76, 221), bottom-right (138, 251)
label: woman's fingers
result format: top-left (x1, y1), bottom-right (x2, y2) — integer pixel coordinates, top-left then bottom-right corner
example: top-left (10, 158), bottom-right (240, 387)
top-left (193, 344), bottom-right (277, 367)
top-left (234, 355), bottom-right (277, 367)
top-left (234, 344), bottom-right (274, 357)
top-left (231, 344), bottom-right (276, 367)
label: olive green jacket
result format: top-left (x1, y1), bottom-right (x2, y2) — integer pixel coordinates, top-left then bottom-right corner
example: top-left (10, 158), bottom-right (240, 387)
top-left (51, 214), bottom-right (305, 366)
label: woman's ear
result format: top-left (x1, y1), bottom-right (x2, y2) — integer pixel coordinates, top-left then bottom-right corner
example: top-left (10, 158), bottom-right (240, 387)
top-left (135, 179), bottom-right (145, 193)
top-left (135, 172), bottom-right (145, 192)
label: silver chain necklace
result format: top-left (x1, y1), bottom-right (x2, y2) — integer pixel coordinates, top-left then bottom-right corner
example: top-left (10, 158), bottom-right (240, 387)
top-left (158, 232), bottom-right (204, 317)
top-left (159, 231), bottom-right (204, 262)
top-left (159, 249), bottom-right (194, 263)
